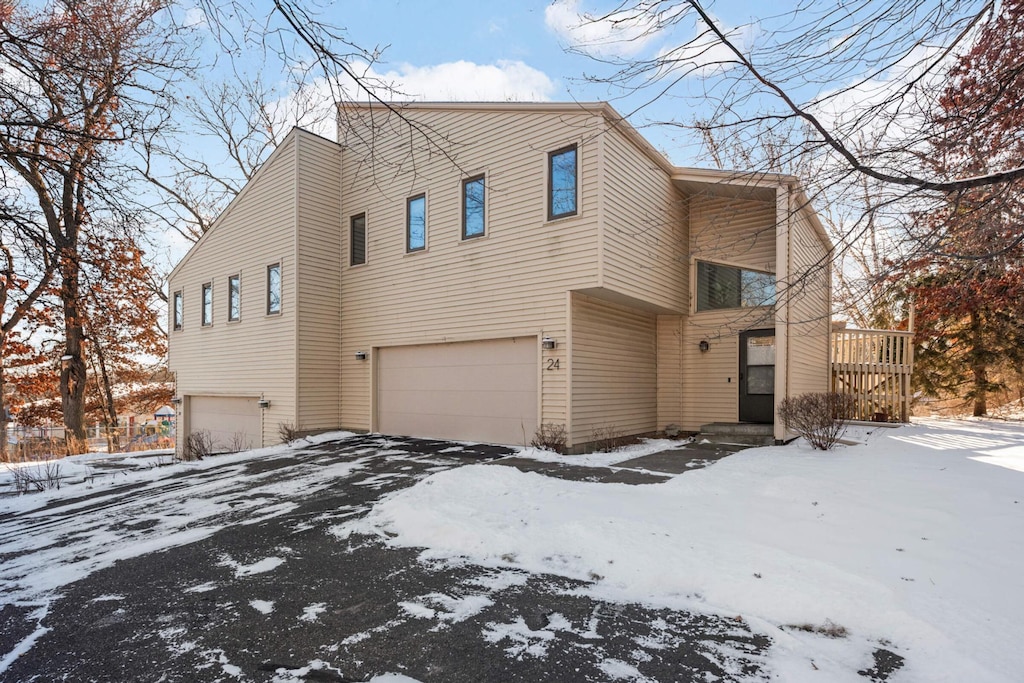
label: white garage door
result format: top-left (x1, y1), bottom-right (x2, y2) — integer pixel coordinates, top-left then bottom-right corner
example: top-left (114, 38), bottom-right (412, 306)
top-left (377, 337), bottom-right (537, 445)
top-left (188, 396), bottom-right (261, 452)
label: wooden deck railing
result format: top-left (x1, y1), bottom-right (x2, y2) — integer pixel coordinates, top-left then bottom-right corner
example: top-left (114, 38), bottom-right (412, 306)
top-left (831, 329), bottom-right (915, 422)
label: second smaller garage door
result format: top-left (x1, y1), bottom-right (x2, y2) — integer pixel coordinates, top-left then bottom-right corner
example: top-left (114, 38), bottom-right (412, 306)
top-left (377, 337), bottom-right (538, 445)
top-left (188, 396), bottom-right (262, 452)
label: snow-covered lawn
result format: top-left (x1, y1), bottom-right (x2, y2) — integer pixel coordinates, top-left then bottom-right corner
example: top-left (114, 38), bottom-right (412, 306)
top-left (339, 418), bottom-right (1024, 682)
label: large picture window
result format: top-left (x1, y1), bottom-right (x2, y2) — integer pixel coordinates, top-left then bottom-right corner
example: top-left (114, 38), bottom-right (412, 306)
top-left (462, 176), bottom-right (485, 239)
top-left (407, 194), bottom-right (426, 252)
top-left (696, 261), bottom-right (775, 312)
top-left (548, 145), bottom-right (577, 220)
top-left (267, 263), bottom-right (281, 315)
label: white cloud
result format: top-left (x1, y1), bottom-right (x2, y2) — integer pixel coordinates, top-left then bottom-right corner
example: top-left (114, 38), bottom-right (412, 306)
top-left (811, 43), bottom-right (951, 142)
top-left (266, 60), bottom-right (557, 141)
top-left (545, 0), bottom-right (667, 58)
top-left (182, 6), bottom-right (207, 29)
top-left (544, 0), bottom-right (753, 77)
top-left (366, 60), bottom-right (556, 102)
top-left (652, 13), bottom-right (758, 79)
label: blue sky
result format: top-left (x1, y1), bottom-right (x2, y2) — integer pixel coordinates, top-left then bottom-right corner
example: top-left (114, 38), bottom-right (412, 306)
top-left (248, 0), bottom-right (773, 166)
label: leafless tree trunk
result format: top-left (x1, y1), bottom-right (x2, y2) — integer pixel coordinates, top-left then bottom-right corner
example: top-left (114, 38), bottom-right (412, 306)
top-left (969, 310), bottom-right (989, 417)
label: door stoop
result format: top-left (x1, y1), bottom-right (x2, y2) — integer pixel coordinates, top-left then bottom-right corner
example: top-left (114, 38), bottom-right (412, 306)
top-left (697, 422), bottom-right (776, 447)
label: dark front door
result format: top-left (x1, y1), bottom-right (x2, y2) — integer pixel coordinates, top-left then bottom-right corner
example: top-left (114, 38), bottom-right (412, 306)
top-left (739, 329), bottom-right (775, 423)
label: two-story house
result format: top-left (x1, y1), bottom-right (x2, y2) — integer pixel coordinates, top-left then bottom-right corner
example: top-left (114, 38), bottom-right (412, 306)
top-left (167, 102), bottom-right (832, 454)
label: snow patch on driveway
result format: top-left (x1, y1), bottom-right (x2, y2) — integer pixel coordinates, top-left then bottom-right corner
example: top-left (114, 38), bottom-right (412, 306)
top-left (299, 602), bottom-right (327, 622)
top-left (219, 554), bottom-right (285, 577)
top-left (249, 600), bottom-right (275, 614)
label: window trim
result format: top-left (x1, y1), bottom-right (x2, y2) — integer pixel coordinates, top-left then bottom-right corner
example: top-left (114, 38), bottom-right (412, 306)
top-left (266, 263), bottom-right (282, 316)
top-left (172, 290), bottom-right (183, 331)
top-left (547, 143), bottom-right (578, 221)
top-left (227, 274), bottom-right (240, 322)
top-left (406, 193), bottom-right (427, 253)
top-left (692, 258), bottom-right (776, 313)
top-left (201, 282), bottom-right (213, 327)
top-left (461, 174), bottom-right (486, 240)
top-left (350, 212), bottom-right (367, 266)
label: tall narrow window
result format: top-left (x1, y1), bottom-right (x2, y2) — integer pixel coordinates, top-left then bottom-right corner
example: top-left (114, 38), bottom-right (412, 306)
top-left (201, 283), bottom-right (213, 326)
top-left (351, 213), bottom-right (367, 265)
top-left (267, 263), bottom-right (281, 315)
top-left (228, 274), bottom-right (240, 321)
top-left (462, 176), bottom-right (485, 239)
top-left (548, 144), bottom-right (577, 220)
top-left (407, 194), bottom-right (426, 252)
top-left (173, 291), bottom-right (183, 330)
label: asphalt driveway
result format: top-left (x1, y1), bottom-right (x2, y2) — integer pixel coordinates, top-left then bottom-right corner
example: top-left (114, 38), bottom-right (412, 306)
top-left (0, 434), bottom-right (775, 682)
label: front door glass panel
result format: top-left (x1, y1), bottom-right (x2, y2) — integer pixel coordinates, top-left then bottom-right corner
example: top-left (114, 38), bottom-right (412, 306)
top-left (746, 335), bottom-right (776, 395)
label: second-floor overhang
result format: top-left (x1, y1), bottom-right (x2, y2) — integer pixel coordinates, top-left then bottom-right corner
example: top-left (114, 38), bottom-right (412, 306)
top-left (670, 169), bottom-right (832, 252)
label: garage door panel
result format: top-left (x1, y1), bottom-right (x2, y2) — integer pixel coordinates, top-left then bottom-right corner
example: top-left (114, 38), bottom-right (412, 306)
top-left (381, 339), bottom-right (534, 369)
top-left (380, 388), bottom-right (537, 418)
top-left (377, 337), bottom-right (537, 445)
top-left (189, 396), bottom-right (261, 452)
top-left (380, 412), bottom-right (534, 444)
top-left (378, 363), bottom-right (536, 392)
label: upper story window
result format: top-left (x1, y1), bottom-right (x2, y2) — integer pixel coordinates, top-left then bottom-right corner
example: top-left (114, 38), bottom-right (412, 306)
top-left (407, 194), bottom-right (426, 252)
top-left (228, 274), bottom-right (240, 322)
top-left (173, 291), bottom-right (183, 331)
top-left (267, 263), bottom-right (281, 315)
top-left (462, 176), bottom-right (485, 239)
top-left (351, 213), bottom-right (367, 265)
top-left (696, 260), bottom-right (776, 312)
top-left (201, 283), bottom-right (213, 326)
top-left (548, 144), bottom-right (577, 220)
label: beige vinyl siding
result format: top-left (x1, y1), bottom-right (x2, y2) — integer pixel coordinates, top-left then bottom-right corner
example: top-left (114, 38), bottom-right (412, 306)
top-left (570, 293), bottom-right (657, 444)
top-left (689, 194), bottom-right (777, 272)
top-left (338, 108), bottom-right (603, 438)
top-left (681, 311), bottom-right (741, 429)
top-left (785, 205), bottom-right (831, 398)
top-left (294, 131), bottom-right (343, 430)
top-left (168, 133), bottom-right (299, 452)
top-left (601, 125), bottom-right (688, 312)
top-left (656, 315), bottom-right (684, 430)
top-left (681, 194), bottom-right (778, 431)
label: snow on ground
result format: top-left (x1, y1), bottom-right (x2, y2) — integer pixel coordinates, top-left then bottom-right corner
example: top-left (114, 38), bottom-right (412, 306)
top-left (299, 603), bottom-right (328, 622)
top-left (249, 600), bottom-right (275, 615)
top-left (339, 418), bottom-right (1024, 682)
top-left (512, 437), bottom-right (688, 467)
top-left (0, 448), bottom-right (177, 494)
top-left (0, 432), bottom-right (362, 606)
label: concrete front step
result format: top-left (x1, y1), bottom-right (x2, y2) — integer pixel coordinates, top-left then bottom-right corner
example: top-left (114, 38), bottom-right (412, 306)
top-left (697, 423), bottom-right (776, 447)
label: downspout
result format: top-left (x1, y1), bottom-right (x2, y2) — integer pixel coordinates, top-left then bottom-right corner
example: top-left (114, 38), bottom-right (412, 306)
top-left (773, 185), bottom-right (791, 442)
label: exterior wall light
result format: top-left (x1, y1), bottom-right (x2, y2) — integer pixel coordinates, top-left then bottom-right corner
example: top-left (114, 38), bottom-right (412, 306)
top-left (258, 399), bottom-right (271, 409)
top-left (355, 351), bottom-right (367, 360)
top-left (542, 337), bottom-right (556, 350)
top-left (699, 340), bottom-right (710, 353)
top-left (170, 397), bottom-right (183, 405)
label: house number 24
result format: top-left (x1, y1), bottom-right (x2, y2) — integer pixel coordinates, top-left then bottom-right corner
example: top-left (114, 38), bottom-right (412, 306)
top-left (546, 358), bottom-right (560, 370)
